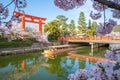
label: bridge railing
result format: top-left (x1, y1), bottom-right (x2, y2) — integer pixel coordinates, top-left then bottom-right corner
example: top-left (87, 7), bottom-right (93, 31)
top-left (58, 36), bottom-right (120, 41)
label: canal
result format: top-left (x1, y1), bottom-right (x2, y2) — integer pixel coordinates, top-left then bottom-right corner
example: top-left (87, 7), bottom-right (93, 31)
top-left (0, 46), bottom-right (108, 80)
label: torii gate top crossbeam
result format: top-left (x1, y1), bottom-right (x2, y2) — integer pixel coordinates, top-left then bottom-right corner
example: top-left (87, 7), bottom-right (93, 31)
top-left (13, 11), bottom-right (47, 33)
top-left (14, 11), bottom-right (46, 21)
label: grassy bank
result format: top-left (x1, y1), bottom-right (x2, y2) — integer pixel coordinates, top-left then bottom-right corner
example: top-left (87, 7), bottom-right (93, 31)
top-left (0, 38), bottom-right (34, 48)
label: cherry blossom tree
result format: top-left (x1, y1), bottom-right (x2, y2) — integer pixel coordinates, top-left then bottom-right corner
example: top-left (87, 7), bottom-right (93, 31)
top-left (0, 0), bottom-right (49, 43)
top-left (0, 0), bottom-right (27, 29)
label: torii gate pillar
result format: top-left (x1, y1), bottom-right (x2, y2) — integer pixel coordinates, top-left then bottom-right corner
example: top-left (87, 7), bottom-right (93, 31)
top-left (39, 20), bottom-right (43, 33)
top-left (21, 16), bottom-right (25, 30)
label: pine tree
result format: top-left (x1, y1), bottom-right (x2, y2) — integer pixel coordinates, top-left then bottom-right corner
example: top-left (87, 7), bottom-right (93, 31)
top-left (56, 15), bottom-right (69, 37)
top-left (69, 20), bottom-right (76, 36)
top-left (78, 12), bottom-right (87, 34)
top-left (91, 21), bottom-right (98, 35)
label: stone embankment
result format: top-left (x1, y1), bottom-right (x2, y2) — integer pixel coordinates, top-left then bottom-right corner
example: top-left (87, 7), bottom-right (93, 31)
top-left (0, 42), bottom-right (61, 55)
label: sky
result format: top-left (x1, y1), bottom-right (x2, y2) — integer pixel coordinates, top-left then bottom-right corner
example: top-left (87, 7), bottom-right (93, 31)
top-left (1, 0), bottom-right (120, 28)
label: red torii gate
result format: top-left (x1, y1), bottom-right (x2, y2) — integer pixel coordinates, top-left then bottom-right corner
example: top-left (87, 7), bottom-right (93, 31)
top-left (13, 11), bottom-right (47, 33)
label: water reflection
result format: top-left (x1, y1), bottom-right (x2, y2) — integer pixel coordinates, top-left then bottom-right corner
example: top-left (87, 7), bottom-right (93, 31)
top-left (0, 63), bottom-right (12, 73)
top-left (0, 53), bottom-right (96, 80)
top-left (0, 46), bottom-right (109, 80)
top-left (85, 58), bottom-right (94, 70)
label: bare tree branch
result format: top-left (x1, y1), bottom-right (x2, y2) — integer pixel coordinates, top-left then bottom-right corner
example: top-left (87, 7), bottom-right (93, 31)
top-left (94, 0), bottom-right (120, 10)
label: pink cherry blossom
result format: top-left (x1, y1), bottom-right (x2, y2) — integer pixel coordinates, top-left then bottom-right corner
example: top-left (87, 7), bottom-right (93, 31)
top-left (90, 11), bottom-right (101, 20)
top-left (14, 0), bottom-right (27, 8)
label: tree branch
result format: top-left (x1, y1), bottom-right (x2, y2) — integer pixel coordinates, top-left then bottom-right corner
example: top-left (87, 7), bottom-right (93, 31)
top-left (94, 0), bottom-right (120, 10)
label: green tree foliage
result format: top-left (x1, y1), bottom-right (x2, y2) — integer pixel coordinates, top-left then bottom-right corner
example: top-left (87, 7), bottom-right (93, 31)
top-left (44, 20), bottom-right (61, 42)
top-left (69, 20), bottom-right (76, 36)
top-left (44, 23), bottom-right (53, 33)
top-left (56, 15), bottom-right (68, 22)
top-left (91, 21), bottom-right (98, 35)
top-left (78, 12), bottom-right (87, 34)
top-left (86, 29), bottom-right (94, 36)
top-left (62, 22), bottom-right (69, 36)
top-left (86, 21), bottom-right (98, 36)
top-left (113, 25), bottom-right (120, 32)
top-left (91, 21), bottom-right (98, 31)
top-left (56, 15), bottom-right (69, 37)
top-left (77, 25), bottom-right (83, 35)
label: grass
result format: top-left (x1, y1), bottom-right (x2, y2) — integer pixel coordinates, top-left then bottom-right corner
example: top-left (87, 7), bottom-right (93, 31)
top-left (0, 38), bottom-right (34, 48)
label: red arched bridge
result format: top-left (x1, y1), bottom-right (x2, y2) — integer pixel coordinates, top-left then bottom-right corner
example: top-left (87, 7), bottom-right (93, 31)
top-left (58, 36), bottom-right (120, 56)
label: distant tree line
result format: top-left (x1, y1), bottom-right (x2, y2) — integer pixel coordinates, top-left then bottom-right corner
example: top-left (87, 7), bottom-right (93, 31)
top-left (44, 12), bottom-right (98, 42)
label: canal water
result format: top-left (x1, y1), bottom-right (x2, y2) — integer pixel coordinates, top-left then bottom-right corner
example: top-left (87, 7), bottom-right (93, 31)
top-left (0, 46), bottom-right (108, 80)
